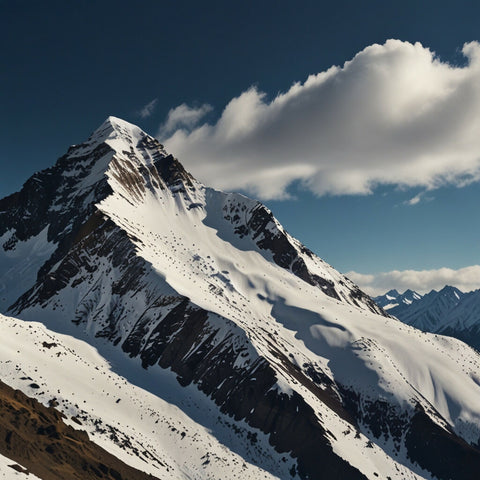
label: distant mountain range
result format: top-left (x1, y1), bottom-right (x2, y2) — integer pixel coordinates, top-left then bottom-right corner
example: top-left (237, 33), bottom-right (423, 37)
top-left (375, 286), bottom-right (480, 350)
top-left (374, 289), bottom-right (423, 310)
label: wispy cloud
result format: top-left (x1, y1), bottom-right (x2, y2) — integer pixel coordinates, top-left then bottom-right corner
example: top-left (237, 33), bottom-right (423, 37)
top-left (403, 192), bottom-right (434, 206)
top-left (158, 103), bottom-right (213, 139)
top-left (138, 98), bottom-right (158, 118)
top-left (346, 266), bottom-right (480, 296)
top-left (161, 40), bottom-right (480, 200)
top-left (405, 194), bottom-right (422, 206)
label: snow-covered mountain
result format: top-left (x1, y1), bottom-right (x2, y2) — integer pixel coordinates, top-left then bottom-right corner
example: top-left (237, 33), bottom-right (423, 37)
top-left (376, 286), bottom-right (480, 352)
top-left (389, 286), bottom-right (464, 331)
top-left (440, 289), bottom-right (480, 351)
top-left (374, 289), bottom-right (422, 310)
top-left (2, 117), bottom-right (480, 480)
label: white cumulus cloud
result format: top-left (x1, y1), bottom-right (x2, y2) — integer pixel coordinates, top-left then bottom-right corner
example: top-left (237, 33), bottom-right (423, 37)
top-left (158, 103), bottom-right (213, 138)
top-left (161, 39), bottom-right (480, 200)
top-left (346, 265), bottom-right (480, 297)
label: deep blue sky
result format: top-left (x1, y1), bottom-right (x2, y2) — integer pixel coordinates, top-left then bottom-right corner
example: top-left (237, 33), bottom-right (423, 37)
top-left (2, 0), bottom-right (480, 290)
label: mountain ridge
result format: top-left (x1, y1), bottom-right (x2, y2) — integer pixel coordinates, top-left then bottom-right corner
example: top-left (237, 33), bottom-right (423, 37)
top-left (374, 289), bottom-right (422, 310)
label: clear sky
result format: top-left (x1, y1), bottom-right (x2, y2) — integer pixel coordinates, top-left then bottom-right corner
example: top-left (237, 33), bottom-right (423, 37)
top-left (2, 0), bottom-right (480, 295)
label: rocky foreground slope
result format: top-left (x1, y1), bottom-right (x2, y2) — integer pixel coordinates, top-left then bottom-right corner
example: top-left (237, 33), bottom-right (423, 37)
top-left (1, 117), bottom-right (480, 480)
top-left (0, 376), bottom-right (156, 480)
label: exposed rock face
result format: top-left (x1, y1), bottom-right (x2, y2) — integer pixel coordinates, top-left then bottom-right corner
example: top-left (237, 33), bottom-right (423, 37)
top-left (405, 405), bottom-right (480, 480)
top-left (0, 379), bottom-right (158, 480)
top-left (2, 116), bottom-right (480, 480)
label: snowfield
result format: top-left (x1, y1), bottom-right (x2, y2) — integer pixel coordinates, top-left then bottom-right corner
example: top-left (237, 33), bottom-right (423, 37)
top-left (0, 313), bottom-right (296, 479)
top-left (0, 454), bottom-right (41, 480)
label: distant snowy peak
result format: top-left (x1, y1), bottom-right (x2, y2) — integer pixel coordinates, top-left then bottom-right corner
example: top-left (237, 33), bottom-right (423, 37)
top-left (391, 285), bottom-right (465, 330)
top-left (374, 288), bottom-right (422, 310)
top-left (380, 284), bottom-right (480, 352)
top-left (385, 288), bottom-right (400, 299)
top-left (443, 289), bottom-right (480, 329)
top-left (440, 289), bottom-right (480, 349)
top-left (437, 284), bottom-right (464, 300)
top-left (377, 286), bottom-right (463, 327)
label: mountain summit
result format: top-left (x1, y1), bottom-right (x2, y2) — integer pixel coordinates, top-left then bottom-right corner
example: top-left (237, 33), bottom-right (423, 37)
top-left (2, 118), bottom-right (480, 479)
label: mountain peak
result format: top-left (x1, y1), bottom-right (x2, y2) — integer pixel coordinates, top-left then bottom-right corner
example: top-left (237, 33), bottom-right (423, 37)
top-left (105, 115), bottom-right (131, 127)
top-left (402, 289), bottom-right (422, 300)
top-left (385, 289), bottom-right (400, 297)
top-left (87, 116), bottom-right (146, 146)
top-left (439, 285), bottom-right (463, 293)
top-left (439, 285), bottom-right (464, 299)
top-left (103, 115), bottom-right (142, 133)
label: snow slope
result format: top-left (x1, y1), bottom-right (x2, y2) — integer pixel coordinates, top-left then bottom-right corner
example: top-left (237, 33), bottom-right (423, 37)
top-left (0, 454), bottom-right (41, 480)
top-left (0, 313), bottom-right (296, 480)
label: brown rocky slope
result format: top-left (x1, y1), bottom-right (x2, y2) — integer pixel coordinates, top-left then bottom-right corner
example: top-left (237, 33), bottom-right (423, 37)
top-left (0, 379), bottom-right (158, 480)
